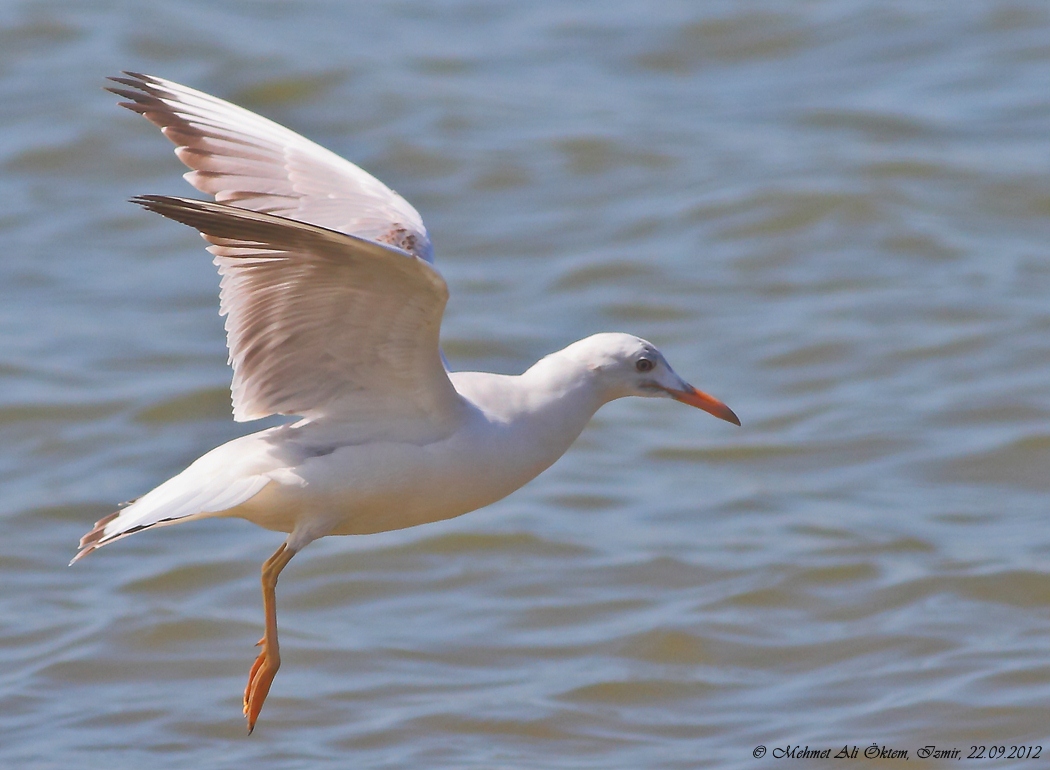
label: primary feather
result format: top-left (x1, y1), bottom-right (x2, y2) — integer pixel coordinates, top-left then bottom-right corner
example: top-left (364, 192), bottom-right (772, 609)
top-left (108, 72), bottom-right (433, 262)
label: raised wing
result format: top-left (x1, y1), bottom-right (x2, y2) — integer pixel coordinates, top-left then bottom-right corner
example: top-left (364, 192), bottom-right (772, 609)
top-left (134, 195), bottom-right (462, 425)
top-left (110, 72), bottom-right (433, 262)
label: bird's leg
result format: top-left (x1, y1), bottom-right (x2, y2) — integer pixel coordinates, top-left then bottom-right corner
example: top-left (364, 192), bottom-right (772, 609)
top-left (243, 542), bottom-right (296, 733)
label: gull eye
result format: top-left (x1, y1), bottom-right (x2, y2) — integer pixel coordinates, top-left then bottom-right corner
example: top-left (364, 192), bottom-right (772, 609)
top-left (635, 358), bottom-right (654, 373)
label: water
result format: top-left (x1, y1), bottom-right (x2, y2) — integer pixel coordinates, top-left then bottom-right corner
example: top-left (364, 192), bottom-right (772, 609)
top-left (1, 1), bottom-right (1049, 767)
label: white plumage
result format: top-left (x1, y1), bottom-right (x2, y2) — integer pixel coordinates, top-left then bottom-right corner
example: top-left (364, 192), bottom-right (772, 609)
top-left (74, 73), bottom-right (739, 732)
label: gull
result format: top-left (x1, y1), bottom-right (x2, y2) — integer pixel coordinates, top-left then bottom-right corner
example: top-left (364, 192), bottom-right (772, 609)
top-left (72, 73), bottom-right (740, 732)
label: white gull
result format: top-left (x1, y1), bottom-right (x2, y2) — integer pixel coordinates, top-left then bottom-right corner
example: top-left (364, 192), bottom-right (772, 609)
top-left (72, 73), bottom-right (740, 732)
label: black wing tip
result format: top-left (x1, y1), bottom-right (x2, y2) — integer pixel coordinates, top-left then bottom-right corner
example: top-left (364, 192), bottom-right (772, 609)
top-left (106, 72), bottom-right (151, 90)
top-left (106, 74), bottom-right (162, 116)
top-left (106, 88), bottom-right (146, 105)
top-left (131, 193), bottom-right (190, 204)
top-left (130, 195), bottom-right (268, 237)
top-left (113, 70), bottom-right (154, 84)
top-left (130, 194), bottom-right (195, 218)
top-left (106, 73), bottom-right (168, 102)
top-left (130, 193), bottom-right (164, 208)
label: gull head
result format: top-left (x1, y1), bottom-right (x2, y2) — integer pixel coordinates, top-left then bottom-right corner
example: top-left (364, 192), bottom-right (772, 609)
top-left (565, 333), bottom-right (740, 425)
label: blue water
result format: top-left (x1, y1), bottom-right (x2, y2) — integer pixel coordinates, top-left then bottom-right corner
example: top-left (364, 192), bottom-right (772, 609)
top-left (2, 2), bottom-right (1049, 767)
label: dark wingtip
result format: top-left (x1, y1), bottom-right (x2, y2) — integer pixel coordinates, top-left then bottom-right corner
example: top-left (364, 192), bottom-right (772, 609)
top-left (130, 193), bottom-right (180, 211)
top-left (107, 73), bottom-right (166, 108)
top-left (107, 87), bottom-right (143, 101)
top-left (107, 73), bottom-right (149, 92)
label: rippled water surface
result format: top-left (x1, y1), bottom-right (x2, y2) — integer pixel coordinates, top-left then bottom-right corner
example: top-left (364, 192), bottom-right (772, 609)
top-left (2, 2), bottom-right (1050, 767)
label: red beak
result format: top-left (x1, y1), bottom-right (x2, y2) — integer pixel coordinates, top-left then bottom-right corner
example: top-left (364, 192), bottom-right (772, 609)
top-left (664, 385), bottom-right (740, 426)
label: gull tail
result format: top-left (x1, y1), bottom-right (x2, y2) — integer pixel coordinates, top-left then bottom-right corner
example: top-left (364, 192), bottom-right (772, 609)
top-left (70, 442), bottom-right (272, 564)
top-left (68, 490), bottom-right (214, 565)
top-left (73, 510), bottom-right (123, 562)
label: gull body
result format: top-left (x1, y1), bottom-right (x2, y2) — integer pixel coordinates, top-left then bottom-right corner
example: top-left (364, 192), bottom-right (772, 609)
top-left (74, 74), bottom-right (739, 732)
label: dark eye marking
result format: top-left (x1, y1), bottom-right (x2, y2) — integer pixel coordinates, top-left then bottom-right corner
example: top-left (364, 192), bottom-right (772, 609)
top-left (635, 358), bottom-right (654, 373)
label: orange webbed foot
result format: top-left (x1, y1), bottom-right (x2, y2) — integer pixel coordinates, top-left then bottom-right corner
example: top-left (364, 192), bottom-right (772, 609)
top-left (243, 640), bottom-right (280, 734)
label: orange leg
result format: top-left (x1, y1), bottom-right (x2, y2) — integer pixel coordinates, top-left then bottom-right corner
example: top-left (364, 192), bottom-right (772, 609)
top-left (243, 542), bottom-right (296, 733)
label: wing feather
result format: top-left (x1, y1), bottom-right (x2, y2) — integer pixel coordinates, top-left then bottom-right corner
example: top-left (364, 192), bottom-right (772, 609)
top-left (110, 72), bottom-right (433, 262)
top-left (134, 195), bottom-right (461, 425)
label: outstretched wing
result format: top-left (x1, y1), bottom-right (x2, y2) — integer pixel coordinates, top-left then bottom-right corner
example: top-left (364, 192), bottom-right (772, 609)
top-left (135, 195), bottom-right (462, 425)
top-left (110, 72), bottom-right (433, 262)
